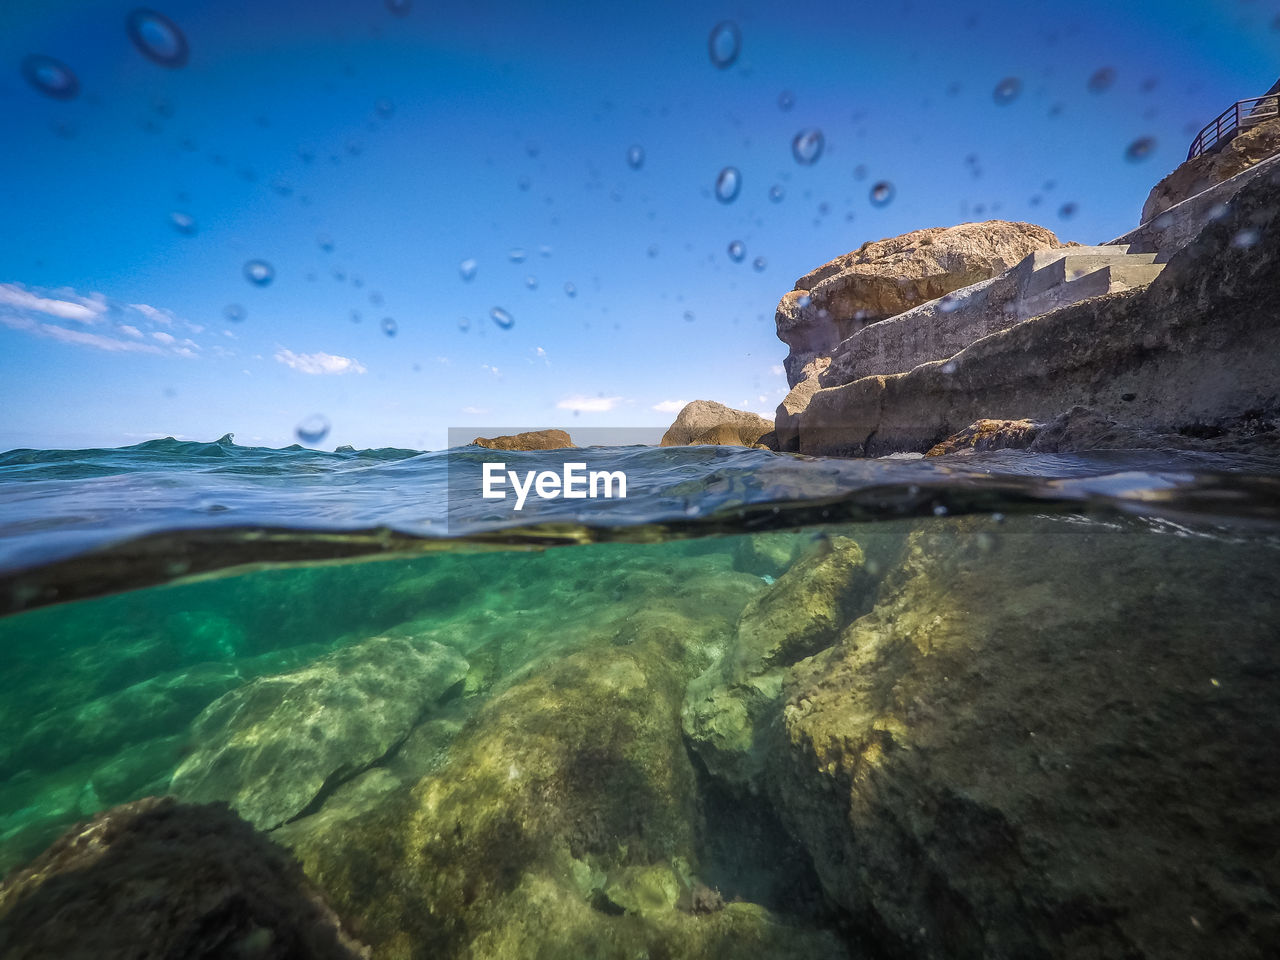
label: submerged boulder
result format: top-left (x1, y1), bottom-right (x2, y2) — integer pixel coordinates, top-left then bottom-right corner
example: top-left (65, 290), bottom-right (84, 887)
top-left (170, 635), bottom-right (468, 830)
top-left (770, 515), bottom-right (1280, 959)
top-left (660, 400), bottom-right (774, 447)
top-left (0, 796), bottom-right (367, 960)
top-left (775, 221), bottom-right (1062, 386)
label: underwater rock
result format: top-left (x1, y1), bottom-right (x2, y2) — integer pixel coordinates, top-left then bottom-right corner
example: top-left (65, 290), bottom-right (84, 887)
top-left (787, 162), bottom-right (1280, 456)
top-left (660, 400), bottom-right (774, 447)
top-left (730, 531), bottom-right (808, 579)
top-left (473, 428), bottom-right (575, 450)
top-left (684, 536), bottom-right (876, 788)
top-left (924, 418), bottom-right (1041, 455)
top-left (282, 599), bottom-right (846, 959)
top-left (771, 515), bottom-right (1280, 959)
top-left (170, 635), bottom-right (468, 829)
top-left (776, 221), bottom-right (1061, 387)
top-left (0, 795), bottom-right (368, 959)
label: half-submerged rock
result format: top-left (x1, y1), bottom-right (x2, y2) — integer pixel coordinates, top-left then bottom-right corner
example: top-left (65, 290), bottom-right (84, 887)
top-left (660, 400), bottom-right (775, 448)
top-left (473, 428), bottom-right (575, 450)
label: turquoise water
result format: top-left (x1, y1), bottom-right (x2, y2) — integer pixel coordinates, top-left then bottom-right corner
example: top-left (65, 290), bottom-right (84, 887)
top-left (1, 440), bottom-right (1279, 958)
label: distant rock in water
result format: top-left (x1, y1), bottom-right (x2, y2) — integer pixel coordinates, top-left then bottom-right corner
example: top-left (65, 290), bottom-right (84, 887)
top-left (0, 796), bottom-right (368, 959)
top-left (775, 221), bottom-right (1062, 387)
top-left (170, 635), bottom-right (467, 830)
top-left (660, 400), bottom-right (774, 448)
top-left (473, 428), bottom-right (575, 450)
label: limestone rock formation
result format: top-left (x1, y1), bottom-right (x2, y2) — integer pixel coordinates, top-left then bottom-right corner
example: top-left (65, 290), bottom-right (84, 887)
top-left (775, 221), bottom-right (1062, 386)
top-left (784, 161), bottom-right (1280, 456)
top-left (1142, 113), bottom-right (1280, 223)
top-left (0, 796), bottom-right (368, 960)
top-left (170, 635), bottom-right (468, 829)
top-left (660, 400), bottom-right (774, 447)
top-left (473, 428), bottom-right (575, 450)
top-left (772, 515), bottom-right (1280, 959)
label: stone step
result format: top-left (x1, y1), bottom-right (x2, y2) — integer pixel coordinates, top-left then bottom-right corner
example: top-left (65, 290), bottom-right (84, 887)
top-left (1016, 259), bottom-right (1166, 321)
top-left (1023, 250), bottom-right (1157, 298)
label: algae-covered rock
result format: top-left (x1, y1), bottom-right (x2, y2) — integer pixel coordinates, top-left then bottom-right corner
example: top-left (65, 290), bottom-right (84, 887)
top-left (684, 536), bottom-right (876, 788)
top-left (170, 635), bottom-right (468, 829)
top-left (0, 796), bottom-right (367, 960)
top-left (772, 515), bottom-right (1280, 959)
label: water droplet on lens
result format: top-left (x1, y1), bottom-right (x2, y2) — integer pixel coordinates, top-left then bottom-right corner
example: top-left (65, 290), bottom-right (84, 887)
top-left (752, 256), bottom-right (767, 272)
top-left (1087, 67), bottom-right (1115, 93)
top-left (797, 294), bottom-right (812, 308)
top-left (517, 175), bottom-right (531, 191)
top-left (169, 211), bottom-right (196, 235)
top-left (869, 181), bottom-right (895, 207)
top-left (728, 240), bottom-right (746, 262)
top-left (627, 144), bottom-right (645, 169)
top-left (457, 316), bottom-right (470, 331)
top-left (564, 281), bottom-right (577, 297)
top-left (778, 90), bottom-right (794, 111)
top-left (708, 20), bottom-right (741, 69)
top-left (1124, 137), bottom-right (1156, 162)
top-left (683, 310), bottom-right (695, 322)
top-left (491, 306), bottom-right (514, 330)
top-left (791, 128), bottom-right (824, 165)
top-left (1232, 228), bottom-right (1259, 249)
top-left (525, 275), bottom-right (538, 289)
top-left (350, 310), bottom-right (362, 323)
top-left (21, 54), bottom-right (79, 100)
top-left (714, 166), bottom-right (741, 203)
top-left (223, 304), bottom-right (246, 322)
top-left (1058, 201), bottom-right (1078, 219)
top-left (992, 77), bottom-right (1022, 105)
top-left (769, 184), bottom-right (785, 203)
top-left (381, 317), bottom-right (397, 336)
top-left (316, 233), bottom-right (335, 252)
top-left (126, 9), bottom-right (189, 68)
top-left (508, 248), bottom-right (526, 263)
top-left (385, 0), bottom-right (411, 16)
top-left (369, 291), bottom-right (384, 307)
top-left (296, 414), bottom-right (330, 445)
top-left (243, 260), bottom-right (274, 286)
top-left (647, 244), bottom-right (659, 258)
top-left (375, 97), bottom-right (395, 118)
top-left (458, 258), bottom-right (477, 282)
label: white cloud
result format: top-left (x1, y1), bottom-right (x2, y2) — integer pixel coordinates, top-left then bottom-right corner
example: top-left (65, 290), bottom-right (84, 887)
top-left (559, 394), bottom-right (622, 412)
top-left (770, 364), bottom-right (785, 377)
top-left (461, 405), bottom-right (489, 415)
top-left (152, 331), bottom-right (176, 345)
top-left (274, 348), bottom-right (367, 375)
top-left (651, 399), bottom-right (688, 413)
top-left (535, 346), bottom-right (546, 356)
top-left (0, 282), bottom-right (104, 323)
top-left (118, 324), bottom-right (144, 339)
top-left (130, 303), bottom-right (174, 326)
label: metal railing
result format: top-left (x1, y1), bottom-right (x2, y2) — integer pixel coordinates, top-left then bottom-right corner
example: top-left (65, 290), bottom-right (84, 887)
top-left (1187, 95), bottom-right (1279, 160)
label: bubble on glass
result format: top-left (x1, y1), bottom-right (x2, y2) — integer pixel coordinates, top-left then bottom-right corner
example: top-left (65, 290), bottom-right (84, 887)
top-left (374, 97), bottom-right (395, 118)
top-left (1058, 201), bottom-right (1078, 220)
top-left (791, 128), bottom-right (824, 165)
top-left (1087, 67), bottom-right (1116, 93)
top-left (683, 310), bottom-right (695, 323)
top-left (938, 295), bottom-right (960, 314)
top-left (20, 54), bottom-right (79, 100)
top-left (1124, 137), bottom-right (1156, 163)
top-left (778, 89), bottom-right (795, 111)
top-left (752, 256), bottom-right (767, 272)
top-left (992, 77), bottom-right (1022, 105)
top-left (714, 166), bottom-right (742, 203)
top-left (223, 304), bottom-right (246, 323)
top-left (457, 316), bottom-right (470, 332)
top-left (539, 245), bottom-right (553, 258)
top-left (627, 144), bottom-right (645, 169)
top-left (1232, 228), bottom-right (1260, 249)
top-left (564, 281), bottom-right (577, 297)
top-left (869, 180), bottom-right (895, 207)
top-left (769, 184), bottom-right (785, 203)
top-left (491, 306), bottom-right (514, 330)
top-left (385, 0), bottom-right (411, 16)
top-left (525, 275), bottom-right (538, 289)
top-left (797, 294), bottom-right (812, 309)
top-left (708, 20), bottom-right (742, 70)
top-left (295, 414), bottom-right (330, 445)
top-left (381, 317), bottom-right (397, 337)
top-left (243, 259), bottom-right (274, 286)
top-left (126, 8), bottom-right (189, 68)
top-left (169, 211), bottom-right (196, 235)
top-left (728, 240), bottom-right (746, 262)
top-left (508, 248), bottom-right (527, 263)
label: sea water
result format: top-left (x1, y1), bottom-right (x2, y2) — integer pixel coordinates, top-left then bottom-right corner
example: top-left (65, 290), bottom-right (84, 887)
top-left (1, 438), bottom-right (1278, 957)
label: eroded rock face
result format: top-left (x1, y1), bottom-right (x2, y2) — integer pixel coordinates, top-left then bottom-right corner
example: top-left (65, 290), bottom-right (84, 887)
top-left (771, 515), bottom-right (1280, 959)
top-left (0, 796), bottom-right (368, 960)
top-left (170, 635), bottom-right (468, 829)
top-left (660, 400), bottom-right (774, 447)
top-left (775, 221), bottom-right (1062, 387)
top-left (473, 429), bottom-right (575, 450)
top-left (1142, 114), bottom-right (1280, 223)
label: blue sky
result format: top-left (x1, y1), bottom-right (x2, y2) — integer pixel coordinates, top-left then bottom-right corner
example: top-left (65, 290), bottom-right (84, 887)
top-left (1, 0), bottom-right (1277, 451)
